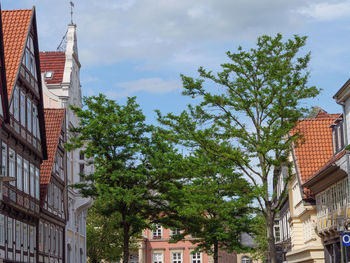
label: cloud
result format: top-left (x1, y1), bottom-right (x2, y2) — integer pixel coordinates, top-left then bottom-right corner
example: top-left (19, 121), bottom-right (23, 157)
top-left (106, 78), bottom-right (182, 98)
top-left (0, 0), bottom-right (321, 67)
top-left (298, 1), bottom-right (350, 21)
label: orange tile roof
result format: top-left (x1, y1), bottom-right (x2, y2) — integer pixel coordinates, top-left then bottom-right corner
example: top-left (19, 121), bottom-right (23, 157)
top-left (40, 108), bottom-right (65, 204)
top-left (292, 111), bottom-right (340, 184)
top-left (39, 52), bottom-right (66, 84)
top-left (1, 9), bottom-right (32, 98)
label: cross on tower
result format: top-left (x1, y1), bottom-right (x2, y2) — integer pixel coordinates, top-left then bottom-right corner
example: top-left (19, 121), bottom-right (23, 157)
top-left (70, 1), bottom-right (75, 24)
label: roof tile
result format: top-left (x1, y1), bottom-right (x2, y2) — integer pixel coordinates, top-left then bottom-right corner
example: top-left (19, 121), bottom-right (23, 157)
top-left (1, 9), bottom-right (32, 98)
top-left (292, 112), bottom-right (340, 184)
top-left (39, 52), bottom-right (66, 84)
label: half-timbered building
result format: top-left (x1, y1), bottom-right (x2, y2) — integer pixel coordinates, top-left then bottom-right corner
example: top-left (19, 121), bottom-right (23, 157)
top-left (38, 109), bottom-right (66, 263)
top-left (0, 7), bottom-right (48, 263)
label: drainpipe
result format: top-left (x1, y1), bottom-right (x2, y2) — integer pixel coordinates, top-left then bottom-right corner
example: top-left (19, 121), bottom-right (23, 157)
top-left (341, 103), bottom-right (350, 227)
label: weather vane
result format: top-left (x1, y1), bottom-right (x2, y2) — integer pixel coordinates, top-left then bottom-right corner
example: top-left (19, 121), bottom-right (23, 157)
top-left (70, 1), bottom-right (75, 24)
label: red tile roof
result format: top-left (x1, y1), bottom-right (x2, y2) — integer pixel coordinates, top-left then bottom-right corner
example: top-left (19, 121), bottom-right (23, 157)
top-left (292, 111), bottom-right (340, 184)
top-left (40, 109), bottom-right (65, 204)
top-left (2, 9), bottom-right (32, 98)
top-left (40, 52), bottom-right (66, 84)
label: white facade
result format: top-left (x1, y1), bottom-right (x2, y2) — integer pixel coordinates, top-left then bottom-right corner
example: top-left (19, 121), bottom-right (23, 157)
top-left (41, 24), bottom-right (93, 263)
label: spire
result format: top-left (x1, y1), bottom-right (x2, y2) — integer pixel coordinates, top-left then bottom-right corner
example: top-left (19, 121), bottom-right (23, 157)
top-left (70, 1), bottom-right (75, 25)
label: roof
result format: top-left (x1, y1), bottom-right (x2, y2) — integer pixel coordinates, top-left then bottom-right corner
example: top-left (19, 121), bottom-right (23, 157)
top-left (40, 109), bottom-right (65, 204)
top-left (292, 111), bottom-right (340, 184)
top-left (1, 9), bottom-right (32, 98)
top-left (39, 51), bottom-right (66, 85)
top-left (303, 149), bottom-right (346, 188)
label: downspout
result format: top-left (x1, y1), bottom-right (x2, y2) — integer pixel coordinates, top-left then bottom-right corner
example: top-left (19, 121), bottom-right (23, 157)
top-left (341, 103), bottom-right (350, 227)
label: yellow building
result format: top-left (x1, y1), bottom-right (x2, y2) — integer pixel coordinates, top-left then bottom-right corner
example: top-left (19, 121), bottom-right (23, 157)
top-left (286, 110), bottom-right (341, 263)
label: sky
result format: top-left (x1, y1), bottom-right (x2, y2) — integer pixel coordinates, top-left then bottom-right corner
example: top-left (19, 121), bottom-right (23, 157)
top-left (2, 0), bottom-right (350, 124)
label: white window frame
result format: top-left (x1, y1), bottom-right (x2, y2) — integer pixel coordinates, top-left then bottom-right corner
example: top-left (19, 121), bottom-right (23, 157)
top-left (172, 252), bottom-right (182, 263)
top-left (152, 253), bottom-right (163, 263)
top-left (191, 252), bottom-right (201, 263)
top-left (152, 224), bottom-right (162, 239)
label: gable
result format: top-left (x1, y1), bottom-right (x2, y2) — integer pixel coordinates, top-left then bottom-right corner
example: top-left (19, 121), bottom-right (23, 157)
top-left (40, 108), bottom-right (65, 206)
top-left (2, 8), bottom-right (47, 159)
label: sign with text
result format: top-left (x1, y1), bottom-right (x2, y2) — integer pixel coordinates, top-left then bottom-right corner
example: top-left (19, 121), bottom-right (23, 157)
top-left (342, 233), bottom-right (350, 246)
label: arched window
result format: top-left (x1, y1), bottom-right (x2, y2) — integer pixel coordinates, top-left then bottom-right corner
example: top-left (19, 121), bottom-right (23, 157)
top-left (242, 256), bottom-right (252, 263)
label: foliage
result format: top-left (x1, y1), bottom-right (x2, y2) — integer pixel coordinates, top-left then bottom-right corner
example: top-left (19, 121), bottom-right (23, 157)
top-left (86, 202), bottom-right (124, 263)
top-left (66, 94), bottom-right (184, 263)
top-left (157, 34), bottom-right (320, 263)
top-left (158, 150), bottom-right (254, 263)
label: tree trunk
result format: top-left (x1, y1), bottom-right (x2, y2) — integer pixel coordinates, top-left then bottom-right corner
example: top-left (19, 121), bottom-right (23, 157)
top-left (122, 222), bottom-right (130, 263)
top-left (213, 241), bottom-right (219, 263)
top-left (266, 203), bottom-right (277, 263)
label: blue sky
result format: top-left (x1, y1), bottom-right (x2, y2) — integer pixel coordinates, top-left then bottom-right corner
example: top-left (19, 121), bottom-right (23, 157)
top-left (2, 0), bottom-right (350, 124)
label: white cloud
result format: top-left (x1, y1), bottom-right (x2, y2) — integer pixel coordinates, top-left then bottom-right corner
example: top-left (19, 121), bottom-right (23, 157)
top-left (299, 1), bottom-right (350, 21)
top-left (106, 78), bottom-right (182, 98)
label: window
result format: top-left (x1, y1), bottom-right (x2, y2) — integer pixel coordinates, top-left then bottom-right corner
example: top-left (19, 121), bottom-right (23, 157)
top-left (23, 223), bottom-right (28, 251)
top-left (191, 252), bottom-right (201, 263)
top-left (35, 167), bottom-right (40, 199)
top-left (152, 224), bottom-right (162, 239)
top-left (80, 151), bottom-right (84, 160)
top-left (152, 253), bottom-right (163, 263)
top-left (0, 214), bottom-right (4, 246)
top-left (8, 217), bottom-right (13, 248)
top-left (44, 71), bottom-right (53, 79)
top-left (172, 252), bottom-right (182, 263)
top-left (30, 164), bottom-right (34, 197)
top-left (27, 99), bottom-right (32, 133)
top-left (130, 254), bottom-right (139, 263)
top-left (29, 225), bottom-right (34, 253)
top-left (274, 220), bottom-right (280, 242)
top-left (15, 220), bottom-right (21, 250)
top-left (171, 228), bottom-right (181, 236)
top-left (17, 155), bottom-right (22, 191)
top-left (241, 256), bottom-right (252, 263)
top-left (39, 222), bottom-right (43, 251)
top-left (2, 143), bottom-right (7, 177)
top-left (24, 159), bottom-right (29, 194)
top-left (13, 87), bottom-right (19, 121)
top-left (9, 148), bottom-right (15, 186)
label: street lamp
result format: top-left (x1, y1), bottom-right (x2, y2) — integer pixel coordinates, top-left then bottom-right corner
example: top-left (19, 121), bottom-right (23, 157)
top-left (0, 175), bottom-right (16, 201)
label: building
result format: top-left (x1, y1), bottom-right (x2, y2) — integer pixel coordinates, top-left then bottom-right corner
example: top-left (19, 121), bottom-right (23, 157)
top-left (135, 226), bottom-right (237, 263)
top-left (0, 7), bottom-right (48, 263)
top-left (38, 109), bottom-right (67, 263)
top-left (285, 110), bottom-right (340, 263)
top-left (40, 23), bottom-right (93, 263)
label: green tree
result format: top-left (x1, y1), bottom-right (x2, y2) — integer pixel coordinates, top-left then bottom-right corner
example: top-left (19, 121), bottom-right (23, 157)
top-left (158, 151), bottom-right (254, 263)
top-left (157, 34), bottom-right (319, 263)
top-left (66, 95), bottom-right (184, 263)
top-left (86, 202), bottom-right (124, 263)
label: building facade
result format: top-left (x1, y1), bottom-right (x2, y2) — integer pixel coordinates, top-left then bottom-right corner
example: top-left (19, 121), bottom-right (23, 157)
top-left (40, 23), bottom-right (92, 263)
top-left (135, 226), bottom-right (237, 263)
top-left (0, 7), bottom-right (48, 263)
top-left (285, 111), bottom-right (339, 263)
top-left (38, 109), bottom-right (67, 263)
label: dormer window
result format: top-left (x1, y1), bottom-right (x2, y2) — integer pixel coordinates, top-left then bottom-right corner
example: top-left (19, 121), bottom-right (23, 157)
top-left (331, 118), bottom-right (344, 155)
top-left (44, 71), bottom-right (53, 79)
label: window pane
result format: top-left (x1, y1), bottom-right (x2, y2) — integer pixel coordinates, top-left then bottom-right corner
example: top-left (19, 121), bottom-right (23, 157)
top-left (20, 91), bottom-right (26, 127)
top-left (2, 143), bottom-right (7, 177)
top-left (24, 160), bottom-right (29, 194)
top-left (27, 99), bottom-right (32, 133)
top-left (13, 87), bottom-right (19, 120)
top-left (17, 155), bottom-right (22, 191)
top-left (9, 149), bottom-right (15, 186)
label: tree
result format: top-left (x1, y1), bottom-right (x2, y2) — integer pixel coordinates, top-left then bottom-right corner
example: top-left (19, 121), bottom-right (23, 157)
top-left (158, 150), bottom-right (254, 263)
top-left (86, 202), bottom-right (125, 263)
top-left (157, 34), bottom-right (319, 263)
top-left (66, 95), bottom-right (184, 263)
